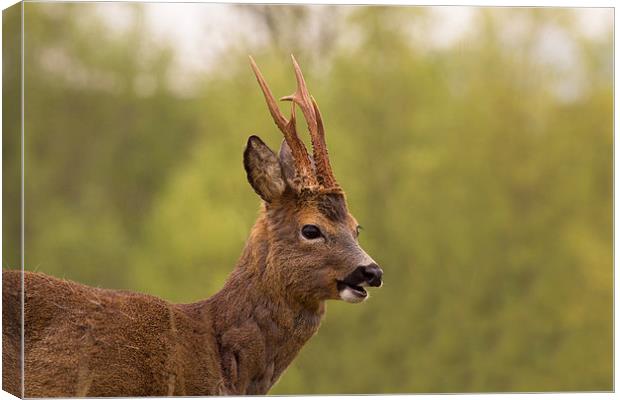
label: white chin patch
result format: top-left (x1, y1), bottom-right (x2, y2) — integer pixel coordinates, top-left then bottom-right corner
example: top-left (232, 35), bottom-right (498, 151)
top-left (339, 287), bottom-right (368, 303)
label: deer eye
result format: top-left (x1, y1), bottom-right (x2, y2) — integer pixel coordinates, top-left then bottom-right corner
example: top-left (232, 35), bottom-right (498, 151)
top-left (356, 225), bottom-right (363, 237)
top-left (301, 225), bottom-right (323, 240)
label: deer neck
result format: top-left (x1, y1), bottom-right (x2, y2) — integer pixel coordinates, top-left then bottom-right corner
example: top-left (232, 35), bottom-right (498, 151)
top-left (205, 212), bottom-right (325, 394)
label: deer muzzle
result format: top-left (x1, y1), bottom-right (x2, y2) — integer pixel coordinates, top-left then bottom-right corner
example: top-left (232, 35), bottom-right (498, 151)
top-left (337, 264), bottom-right (384, 303)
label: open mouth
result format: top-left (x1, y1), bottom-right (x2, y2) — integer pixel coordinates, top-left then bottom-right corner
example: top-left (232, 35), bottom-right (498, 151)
top-left (336, 265), bottom-right (383, 303)
top-left (337, 281), bottom-right (368, 301)
top-left (337, 281), bottom-right (368, 303)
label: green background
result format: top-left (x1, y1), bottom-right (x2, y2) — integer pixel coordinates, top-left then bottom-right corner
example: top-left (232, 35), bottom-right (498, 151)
top-left (3, 3), bottom-right (612, 393)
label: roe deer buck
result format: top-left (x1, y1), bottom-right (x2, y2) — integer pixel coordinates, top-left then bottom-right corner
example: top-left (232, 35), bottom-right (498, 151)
top-left (2, 55), bottom-right (383, 397)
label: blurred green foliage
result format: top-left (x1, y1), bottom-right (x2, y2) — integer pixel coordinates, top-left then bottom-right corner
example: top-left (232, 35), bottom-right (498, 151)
top-left (3, 4), bottom-right (22, 269)
top-left (3, 3), bottom-right (612, 393)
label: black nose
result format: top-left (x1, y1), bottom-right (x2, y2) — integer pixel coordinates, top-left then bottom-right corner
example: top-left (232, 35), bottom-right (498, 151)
top-left (361, 263), bottom-right (383, 287)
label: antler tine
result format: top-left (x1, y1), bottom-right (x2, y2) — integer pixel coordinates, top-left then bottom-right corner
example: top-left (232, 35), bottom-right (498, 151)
top-left (249, 56), bottom-right (288, 131)
top-left (311, 96), bottom-right (338, 189)
top-left (280, 55), bottom-right (339, 189)
top-left (249, 56), bottom-right (317, 186)
top-left (280, 55), bottom-right (316, 128)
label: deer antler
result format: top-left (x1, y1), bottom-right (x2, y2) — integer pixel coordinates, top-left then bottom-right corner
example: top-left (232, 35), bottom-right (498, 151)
top-left (281, 55), bottom-right (339, 189)
top-left (249, 56), bottom-right (318, 187)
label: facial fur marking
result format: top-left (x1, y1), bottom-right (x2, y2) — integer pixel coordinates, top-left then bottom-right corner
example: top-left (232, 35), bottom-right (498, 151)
top-left (316, 193), bottom-right (348, 222)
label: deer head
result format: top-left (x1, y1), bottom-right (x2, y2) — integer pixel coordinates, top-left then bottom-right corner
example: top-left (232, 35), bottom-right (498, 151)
top-left (244, 55), bottom-right (383, 305)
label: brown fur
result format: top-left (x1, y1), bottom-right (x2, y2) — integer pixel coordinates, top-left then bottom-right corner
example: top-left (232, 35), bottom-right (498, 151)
top-left (3, 270), bottom-right (224, 397)
top-left (3, 272), bottom-right (22, 397)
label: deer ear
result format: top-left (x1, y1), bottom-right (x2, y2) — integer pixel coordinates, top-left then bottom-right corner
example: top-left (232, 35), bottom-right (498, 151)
top-left (278, 140), bottom-right (297, 185)
top-left (244, 135), bottom-right (286, 202)
top-left (278, 140), bottom-right (313, 191)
